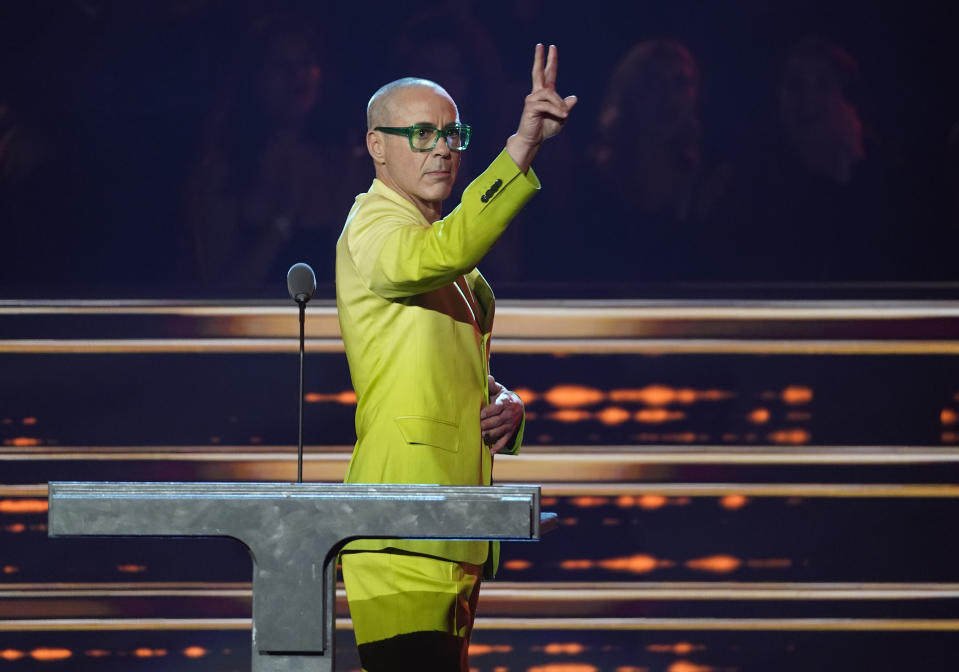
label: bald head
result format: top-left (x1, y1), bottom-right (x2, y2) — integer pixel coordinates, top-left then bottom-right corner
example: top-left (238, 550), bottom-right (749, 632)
top-left (367, 77), bottom-right (458, 129)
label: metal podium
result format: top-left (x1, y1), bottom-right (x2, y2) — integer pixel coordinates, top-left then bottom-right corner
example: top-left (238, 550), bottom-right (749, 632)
top-left (48, 481), bottom-right (552, 672)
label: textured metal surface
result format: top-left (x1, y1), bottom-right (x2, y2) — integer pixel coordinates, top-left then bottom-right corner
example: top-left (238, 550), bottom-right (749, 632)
top-left (48, 482), bottom-right (543, 671)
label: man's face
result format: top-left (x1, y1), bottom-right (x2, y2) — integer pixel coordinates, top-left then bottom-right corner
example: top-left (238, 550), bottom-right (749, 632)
top-left (376, 86), bottom-right (461, 213)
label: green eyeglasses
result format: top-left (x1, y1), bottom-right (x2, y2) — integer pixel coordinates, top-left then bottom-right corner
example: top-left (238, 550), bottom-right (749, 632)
top-left (375, 123), bottom-right (472, 152)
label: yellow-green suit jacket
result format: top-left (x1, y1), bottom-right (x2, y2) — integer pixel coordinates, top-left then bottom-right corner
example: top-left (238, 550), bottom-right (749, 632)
top-left (335, 149), bottom-right (540, 565)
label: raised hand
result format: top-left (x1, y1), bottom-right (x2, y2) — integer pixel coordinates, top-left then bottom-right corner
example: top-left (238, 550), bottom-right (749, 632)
top-left (507, 44), bottom-right (577, 173)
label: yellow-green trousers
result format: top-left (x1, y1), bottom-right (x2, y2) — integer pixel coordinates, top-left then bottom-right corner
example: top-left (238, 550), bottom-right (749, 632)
top-left (341, 550), bottom-right (482, 672)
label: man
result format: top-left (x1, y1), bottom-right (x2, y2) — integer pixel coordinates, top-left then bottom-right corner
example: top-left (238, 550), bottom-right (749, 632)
top-left (335, 44), bottom-right (576, 671)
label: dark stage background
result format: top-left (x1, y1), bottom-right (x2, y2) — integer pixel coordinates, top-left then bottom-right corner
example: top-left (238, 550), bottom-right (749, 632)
top-left (3, 1), bottom-right (959, 671)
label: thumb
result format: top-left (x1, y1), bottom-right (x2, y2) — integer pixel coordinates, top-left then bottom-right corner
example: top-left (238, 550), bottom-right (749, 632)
top-left (564, 95), bottom-right (579, 113)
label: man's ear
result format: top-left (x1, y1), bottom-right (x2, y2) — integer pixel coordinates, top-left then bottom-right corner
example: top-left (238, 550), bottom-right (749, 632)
top-left (367, 130), bottom-right (386, 165)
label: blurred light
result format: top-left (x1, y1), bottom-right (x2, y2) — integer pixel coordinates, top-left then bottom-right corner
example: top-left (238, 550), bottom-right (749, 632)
top-left (667, 662), bottom-right (715, 672)
top-left (747, 408), bottom-right (770, 424)
top-left (549, 409), bottom-right (592, 423)
top-left (544, 643), bottom-right (586, 655)
top-left (512, 387), bottom-right (537, 403)
top-left (0, 499), bottom-right (47, 513)
top-left (85, 650), bottom-right (110, 658)
top-left (503, 559), bottom-right (531, 571)
top-left (117, 564), bottom-right (147, 573)
top-left (31, 649), bottom-right (72, 661)
top-left (685, 555), bottom-right (741, 574)
top-left (720, 495), bottom-right (748, 510)
top-left (4, 437), bottom-right (40, 447)
top-left (182, 647), bottom-right (208, 659)
top-left (544, 385), bottom-right (604, 408)
top-left (782, 386), bottom-right (813, 404)
top-left (3, 566), bottom-right (19, 574)
top-left (0, 650), bottom-right (25, 661)
top-left (598, 554), bottom-right (670, 574)
top-left (529, 665), bottom-right (598, 672)
top-left (560, 559), bottom-right (593, 570)
top-left (304, 391), bottom-right (356, 404)
top-left (648, 643), bottom-right (703, 655)
top-left (570, 496), bottom-right (609, 508)
top-left (635, 409), bottom-right (685, 424)
top-left (469, 643), bottom-right (512, 656)
top-left (747, 558), bottom-right (792, 569)
top-left (22, 417), bottom-right (37, 425)
top-left (134, 648), bottom-right (167, 658)
top-left (942, 408), bottom-right (958, 425)
top-left (767, 429), bottom-right (811, 444)
top-left (597, 407), bottom-right (631, 425)
top-left (3, 523), bottom-right (26, 533)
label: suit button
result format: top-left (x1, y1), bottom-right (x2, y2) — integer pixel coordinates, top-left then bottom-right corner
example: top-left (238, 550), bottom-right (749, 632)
top-left (480, 194), bottom-right (489, 203)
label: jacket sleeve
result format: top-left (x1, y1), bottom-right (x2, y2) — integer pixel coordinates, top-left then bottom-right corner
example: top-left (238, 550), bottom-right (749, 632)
top-left (349, 150), bottom-right (540, 299)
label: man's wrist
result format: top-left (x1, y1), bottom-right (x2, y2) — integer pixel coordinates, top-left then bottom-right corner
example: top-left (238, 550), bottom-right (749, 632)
top-left (506, 134), bottom-right (540, 174)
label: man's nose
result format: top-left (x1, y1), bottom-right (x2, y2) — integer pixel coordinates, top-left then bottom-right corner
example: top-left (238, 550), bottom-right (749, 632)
top-left (433, 134), bottom-right (452, 156)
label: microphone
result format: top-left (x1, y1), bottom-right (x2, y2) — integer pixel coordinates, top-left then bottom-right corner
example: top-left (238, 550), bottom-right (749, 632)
top-left (287, 262), bottom-right (316, 304)
top-left (287, 262), bottom-right (316, 483)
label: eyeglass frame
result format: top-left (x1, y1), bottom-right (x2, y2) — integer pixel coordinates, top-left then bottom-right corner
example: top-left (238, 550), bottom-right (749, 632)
top-left (374, 123), bottom-right (472, 152)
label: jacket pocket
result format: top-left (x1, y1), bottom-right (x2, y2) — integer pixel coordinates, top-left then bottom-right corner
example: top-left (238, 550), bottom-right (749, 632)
top-left (394, 416), bottom-right (460, 453)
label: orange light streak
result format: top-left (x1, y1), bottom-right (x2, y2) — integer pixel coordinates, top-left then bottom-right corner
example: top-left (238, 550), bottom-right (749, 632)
top-left (0, 650), bottom-right (25, 661)
top-left (4, 437), bottom-right (40, 447)
top-left (0, 499), bottom-right (48, 513)
top-left (85, 650), bottom-right (110, 658)
top-left (767, 429), bottom-right (811, 445)
top-left (598, 554), bottom-right (670, 574)
top-left (785, 411), bottom-right (812, 421)
top-left (560, 559), bottom-right (593, 570)
top-left (685, 555), bottom-right (741, 574)
top-left (31, 649), bottom-right (72, 661)
top-left (117, 564), bottom-right (147, 573)
top-left (615, 667), bottom-right (650, 672)
top-left (720, 495), bottom-right (748, 510)
top-left (549, 409), bottom-right (593, 423)
top-left (544, 385), bottom-right (604, 408)
top-left (512, 387), bottom-right (537, 404)
top-left (571, 496), bottom-right (609, 508)
top-left (541, 497), bottom-right (558, 506)
top-left (667, 662), bottom-right (715, 672)
top-left (22, 417), bottom-right (37, 425)
top-left (942, 409), bottom-right (958, 425)
top-left (529, 665), bottom-right (598, 672)
top-left (304, 391), bottom-right (357, 404)
top-left (597, 407), bottom-right (631, 425)
top-left (941, 432), bottom-right (958, 443)
top-left (183, 647), bottom-right (208, 658)
top-left (134, 648), bottom-right (167, 658)
top-left (3, 566), bottom-right (19, 574)
top-left (544, 643), bottom-right (586, 655)
top-left (3, 523), bottom-right (26, 533)
top-left (782, 386), bottom-right (813, 404)
top-left (747, 558), bottom-right (793, 569)
top-left (469, 644), bottom-right (512, 656)
top-left (647, 643), bottom-right (703, 655)
top-left (747, 408), bottom-right (770, 424)
top-left (503, 559), bottom-right (531, 571)
top-left (635, 409), bottom-right (685, 424)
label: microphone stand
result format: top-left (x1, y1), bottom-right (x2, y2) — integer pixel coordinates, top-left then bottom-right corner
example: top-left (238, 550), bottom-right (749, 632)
top-left (297, 298), bottom-right (306, 483)
top-left (287, 262), bottom-right (316, 485)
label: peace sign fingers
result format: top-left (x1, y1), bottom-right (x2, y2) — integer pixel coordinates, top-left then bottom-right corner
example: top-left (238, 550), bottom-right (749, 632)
top-left (531, 43), bottom-right (559, 92)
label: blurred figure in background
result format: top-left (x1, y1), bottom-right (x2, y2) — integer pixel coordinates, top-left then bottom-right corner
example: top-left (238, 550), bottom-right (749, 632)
top-left (186, 14), bottom-right (350, 290)
top-left (729, 35), bottom-right (908, 281)
top-left (583, 39), bottom-right (732, 284)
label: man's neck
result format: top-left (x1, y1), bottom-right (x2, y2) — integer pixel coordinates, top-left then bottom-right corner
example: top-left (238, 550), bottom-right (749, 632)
top-left (376, 173), bottom-right (442, 223)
